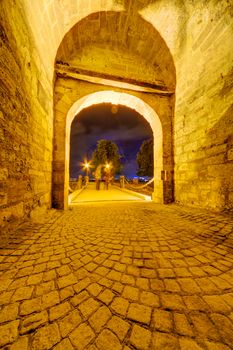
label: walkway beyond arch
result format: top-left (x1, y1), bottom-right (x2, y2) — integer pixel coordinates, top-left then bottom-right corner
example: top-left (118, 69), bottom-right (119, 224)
top-left (69, 183), bottom-right (151, 204)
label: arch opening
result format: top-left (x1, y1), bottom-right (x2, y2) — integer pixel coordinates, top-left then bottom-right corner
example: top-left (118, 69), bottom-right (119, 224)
top-left (52, 91), bottom-right (165, 209)
top-left (69, 103), bottom-right (153, 181)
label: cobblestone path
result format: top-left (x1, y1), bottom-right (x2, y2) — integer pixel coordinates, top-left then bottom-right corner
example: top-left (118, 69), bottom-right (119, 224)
top-left (0, 202), bottom-right (233, 350)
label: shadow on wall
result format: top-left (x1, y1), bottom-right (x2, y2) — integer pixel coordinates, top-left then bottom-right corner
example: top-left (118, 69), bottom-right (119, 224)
top-left (207, 103), bottom-right (233, 209)
top-left (204, 67), bottom-right (233, 209)
top-left (194, 102), bottom-right (233, 210)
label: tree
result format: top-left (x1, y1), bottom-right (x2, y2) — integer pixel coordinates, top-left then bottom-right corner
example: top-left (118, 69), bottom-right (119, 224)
top-left (136, 138), bottom-right (153, 176)
top-left (91, 139), bottom-right (122, 175)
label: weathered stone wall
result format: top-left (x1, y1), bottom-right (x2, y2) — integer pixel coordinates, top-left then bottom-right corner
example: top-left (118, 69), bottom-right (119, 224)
top-left (0, 1), bottom-right (53, 230)
top-left (17, 0), bottom-right (125, 82)
top-left (174, 2), bottom-right (233, 210)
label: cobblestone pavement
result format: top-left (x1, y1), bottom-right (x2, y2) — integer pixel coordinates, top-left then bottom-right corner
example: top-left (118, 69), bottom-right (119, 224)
top-left (0, 202), bottom-right (233, 350)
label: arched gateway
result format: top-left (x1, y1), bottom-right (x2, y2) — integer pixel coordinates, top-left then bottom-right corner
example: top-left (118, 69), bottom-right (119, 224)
top-left (52, 10), bottom-right (175, 209)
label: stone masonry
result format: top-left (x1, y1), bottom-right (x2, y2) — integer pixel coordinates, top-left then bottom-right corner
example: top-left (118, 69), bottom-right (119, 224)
top-left (0, 202), bottom-right (233, 349)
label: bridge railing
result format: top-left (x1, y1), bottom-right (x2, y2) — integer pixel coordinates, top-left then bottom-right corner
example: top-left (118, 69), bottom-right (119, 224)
top-left (117, 176), bottom-right (154, 196)
top-left (69, 175), bottom-right (89, 193)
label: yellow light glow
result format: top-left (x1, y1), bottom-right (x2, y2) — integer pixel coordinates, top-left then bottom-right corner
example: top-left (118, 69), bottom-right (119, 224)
top-left (111, 105), bottom-right (118, 114)
top-left (80, 159), bottom-right (93, 175)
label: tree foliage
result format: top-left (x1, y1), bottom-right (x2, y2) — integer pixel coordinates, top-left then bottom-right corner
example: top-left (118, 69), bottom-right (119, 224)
top-left (136, 138), bottom-right (153, 176)
top-left (91, 139), bottom-right (122, 175)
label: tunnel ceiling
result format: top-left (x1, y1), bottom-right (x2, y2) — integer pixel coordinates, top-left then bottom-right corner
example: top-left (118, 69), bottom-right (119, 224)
top-left (55, 11), bottom-right (176, 90)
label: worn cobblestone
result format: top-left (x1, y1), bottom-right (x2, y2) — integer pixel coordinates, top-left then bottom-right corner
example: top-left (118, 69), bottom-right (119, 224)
top-left (0, 202), bottom-right (233, 349)
top-left (69, 322), bottom-right (95, 349)
top-left (20, 310), bottom-right (48, 334)
top-left (0, 320), bottom-right (19, 347)
top-left (7, 336), bottom-right (29, 350)
top-left (58, 309), bottom-right (82, 338)
top-left (107, 316), bottom-right (130, 341)
top-left (152, 309), bottom-right (173, 332)
top-left (0, 303), bottom-right (19, 323)
top-left (95, 329), bottom-right (122, 350)
top-left (130, 324), bottom-right (152, 350)
top-left (31, 323), bottom-right (61, 350)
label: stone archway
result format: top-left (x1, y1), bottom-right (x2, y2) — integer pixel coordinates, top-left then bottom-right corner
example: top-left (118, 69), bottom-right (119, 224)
top-left (53, 90), bottom-right (167, 209)
top-left (52, 9), bottom-right (176, 210)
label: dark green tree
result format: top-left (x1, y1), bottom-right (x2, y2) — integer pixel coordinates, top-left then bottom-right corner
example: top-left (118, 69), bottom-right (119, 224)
top-left (136, 138), bottom-right (153, 176)
top-left (92, 139), bottom-right (122, 175)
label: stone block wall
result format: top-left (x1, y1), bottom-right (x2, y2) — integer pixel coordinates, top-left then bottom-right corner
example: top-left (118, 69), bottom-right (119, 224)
top-left (0, 2), bottom-right (53, 230)
top-left (174, 2), bottom-right (233, 210)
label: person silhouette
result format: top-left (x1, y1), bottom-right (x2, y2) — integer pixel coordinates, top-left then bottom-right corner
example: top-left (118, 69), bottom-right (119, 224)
top-left (94, 165), bottom-right (102, 190)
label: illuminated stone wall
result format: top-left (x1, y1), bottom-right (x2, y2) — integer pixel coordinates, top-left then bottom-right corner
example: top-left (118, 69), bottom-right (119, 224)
top-left (139, 0), bottom-right (233, 210)
top-left (0, 2), bottom-right (53, 229)
top-left (174, 2), bottom-right (233, 210)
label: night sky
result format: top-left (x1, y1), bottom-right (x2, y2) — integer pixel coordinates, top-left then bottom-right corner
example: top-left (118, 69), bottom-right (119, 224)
top-left (70, 103), bottom-right (152, 179)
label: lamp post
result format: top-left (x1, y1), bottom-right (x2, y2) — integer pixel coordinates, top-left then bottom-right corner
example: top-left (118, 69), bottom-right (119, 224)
top-left (84, 162), bottom-right (90, 186)
top-left (104, 163), bottom-right (111, 190)
top-left (84, 162), bottom-right (90, 176)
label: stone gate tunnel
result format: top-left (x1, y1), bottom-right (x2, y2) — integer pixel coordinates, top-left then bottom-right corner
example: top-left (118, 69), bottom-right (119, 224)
top-left (0, 1), bottom-right (233, 350)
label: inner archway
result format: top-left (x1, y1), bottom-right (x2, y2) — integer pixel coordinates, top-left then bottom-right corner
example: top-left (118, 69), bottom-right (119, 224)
top-left (53, 91), bottom-right (167, 209)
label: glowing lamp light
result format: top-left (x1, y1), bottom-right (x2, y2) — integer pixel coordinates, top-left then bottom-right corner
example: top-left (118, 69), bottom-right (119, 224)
top-left (82, 160), bottom-right (92, 176)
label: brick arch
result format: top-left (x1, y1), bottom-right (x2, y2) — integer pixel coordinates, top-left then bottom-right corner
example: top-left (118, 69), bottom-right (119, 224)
top-left (53, 90), bottom-right (168, 209)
